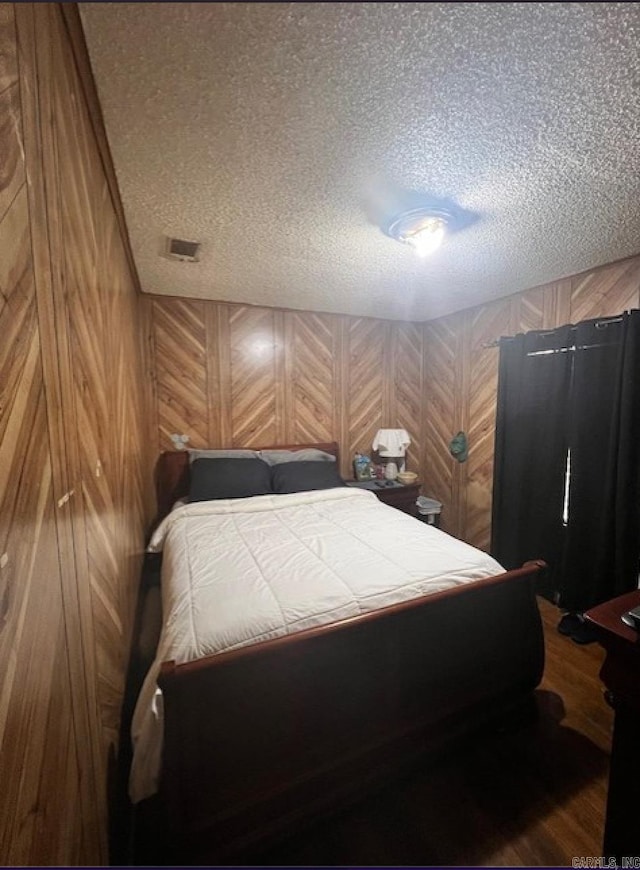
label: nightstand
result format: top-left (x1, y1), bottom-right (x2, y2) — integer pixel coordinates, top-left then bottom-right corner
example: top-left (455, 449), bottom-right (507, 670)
top-left (346, 480), bottom-right (420, 516)
top-left (584, 591), bottom-right (640, 861)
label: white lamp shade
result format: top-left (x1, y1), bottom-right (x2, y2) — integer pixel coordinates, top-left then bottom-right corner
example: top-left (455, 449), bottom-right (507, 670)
top-left (372, 428), bottom-right (411, 457)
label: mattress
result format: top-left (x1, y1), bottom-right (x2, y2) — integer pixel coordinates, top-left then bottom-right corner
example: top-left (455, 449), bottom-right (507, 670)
top-left (129, 487), bottom-right (504, 802)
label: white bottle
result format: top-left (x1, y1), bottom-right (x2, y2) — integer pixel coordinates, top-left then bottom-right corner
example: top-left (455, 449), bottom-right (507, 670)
top-left (384, 461), bottom-right (398, 480)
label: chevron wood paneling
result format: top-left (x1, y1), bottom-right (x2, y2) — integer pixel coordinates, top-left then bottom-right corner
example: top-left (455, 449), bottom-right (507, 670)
top-left (465, 300), bottom-right (513, 551)
top-left (47, 0), bottom-right (149, 770)
top-left (147, 259), bottom-right (640, 557)
top-left (286, 311), bottom-right (340, 446)
top-left (424, 255), bottom-right (640, 550)
top-left (0, 390), bottom-right (85, 865)
top-left (229, 304), bottom-right (280, 447)
top-left (517, 285), bottom-right (546, 333)
top-left (153, 298), bottom-right (209, 449)
top-left (423, 319), bottom-right (459, 535)
top-left (2, 4), bottom-right (153, 864)
top-left (0, 11), bottom-right (85, 860)
top-left (347, 317), bottom-right (386, 471)
top-left (148, 300), bottom-right (426, 483)
top-left (203, 302), bottom-right (230, 447)
top-left (541, 279), bottom-right (572, 329)
top-left (391, 322), bottom-right (423, 481)
top-left (571, 258), bottom-right (640, 324)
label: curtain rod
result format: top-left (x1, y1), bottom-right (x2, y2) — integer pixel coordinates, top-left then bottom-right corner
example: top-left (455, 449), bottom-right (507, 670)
top-left (482, 314), bottom-right (626, 349)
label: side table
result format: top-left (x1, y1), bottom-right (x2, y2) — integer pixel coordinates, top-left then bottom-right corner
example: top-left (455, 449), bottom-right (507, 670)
top-left (584, 590), bottom-right (640, 861)
top-left (346, 480), bottom-right (421, 517)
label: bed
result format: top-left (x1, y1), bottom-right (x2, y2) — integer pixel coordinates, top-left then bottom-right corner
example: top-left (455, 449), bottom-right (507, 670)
top-left (132, 442), bottom-right (545, 862)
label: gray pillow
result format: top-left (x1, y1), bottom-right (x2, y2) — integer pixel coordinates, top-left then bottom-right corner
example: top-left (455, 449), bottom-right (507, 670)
top-left (187, 448), bottom-right (261, 464)
top-left (260, 448), bottom-right (336, 465)
top-left (271, 461), bottom-right (344, 493)
top-left (189, 458), bottom-right (273, 501)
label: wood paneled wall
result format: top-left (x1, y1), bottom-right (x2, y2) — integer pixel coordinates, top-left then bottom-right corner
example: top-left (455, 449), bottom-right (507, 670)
top-left (0, 11), bottom-right (85, 861)
top-left (144, 297), bottom-right (426, 481)
top-left (146, 255), bottom-right (640, 553)
top-left (3, 4), bottom-right (637, 864)
top-left (1, 4), bottom-right (151, 864)
top-left (425, 256), bottom-right (640, 550)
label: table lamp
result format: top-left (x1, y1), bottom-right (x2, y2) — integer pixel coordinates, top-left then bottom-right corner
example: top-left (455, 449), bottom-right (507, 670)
top-left (372, 429), bottom-right (411, 478)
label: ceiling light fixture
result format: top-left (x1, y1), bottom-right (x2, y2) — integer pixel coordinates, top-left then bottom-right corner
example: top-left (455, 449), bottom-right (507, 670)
top-left (385, 207), bottom-right (452, 258)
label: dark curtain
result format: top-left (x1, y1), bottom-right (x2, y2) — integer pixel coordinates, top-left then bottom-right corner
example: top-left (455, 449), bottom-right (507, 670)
top-left (491, 326), bottom-right (572, 597)
top-left (559, 311), bottom-right (640, 611)
top-left (492, 310), bottom-right (640, 611)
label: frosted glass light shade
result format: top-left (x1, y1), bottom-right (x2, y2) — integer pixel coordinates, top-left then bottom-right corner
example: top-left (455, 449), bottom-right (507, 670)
top-left (403, 216), bottom-right (446, 257)
top-left (385, 207), bottom-right (451, 258)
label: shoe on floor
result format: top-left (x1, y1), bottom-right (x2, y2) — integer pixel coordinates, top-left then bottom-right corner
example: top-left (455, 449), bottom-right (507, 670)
top-left (570, 619), bottom-right (598, 645)
top-left (557, 612), bottom-right (598, 645)
top-left (558, 612), bottom-right (582, 636)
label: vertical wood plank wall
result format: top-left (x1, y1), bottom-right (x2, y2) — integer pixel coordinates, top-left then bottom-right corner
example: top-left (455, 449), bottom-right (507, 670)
top-left (0, 7), bottom-right (86, 861)
top-left (1, 4), bottom-right (151, 864)
top-left (144, 298), bottom-right (426, 481)
top-left (425, 256), bottom-right (640, 550)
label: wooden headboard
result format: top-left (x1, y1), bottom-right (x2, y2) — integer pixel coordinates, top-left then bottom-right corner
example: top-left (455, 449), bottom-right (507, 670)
top-left (155, 441), bottom-right (340, 522)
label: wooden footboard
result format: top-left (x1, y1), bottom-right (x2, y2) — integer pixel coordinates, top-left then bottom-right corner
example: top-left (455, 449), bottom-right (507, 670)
top-left (156, 560), bottom-right (546, 862)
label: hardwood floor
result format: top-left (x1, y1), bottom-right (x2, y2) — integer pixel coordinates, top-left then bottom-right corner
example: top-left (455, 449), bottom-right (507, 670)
top-left (249, 598), bottom-right (612, 866)
top-left (126, 596), bottom-right (612, 865)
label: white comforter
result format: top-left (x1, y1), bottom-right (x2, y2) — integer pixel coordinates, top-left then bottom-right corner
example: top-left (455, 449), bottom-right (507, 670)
top-left (129, 487), bottom-right (504, 802)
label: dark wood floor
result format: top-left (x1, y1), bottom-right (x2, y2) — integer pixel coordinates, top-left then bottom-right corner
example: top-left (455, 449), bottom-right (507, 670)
top-left (124, 597), bottom-right (613, 866)
top-left (248, 598), bottom-right (613, 866)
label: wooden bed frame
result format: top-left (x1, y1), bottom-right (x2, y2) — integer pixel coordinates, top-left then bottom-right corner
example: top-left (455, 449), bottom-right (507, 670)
top-left (143, 443), bottom-right (546, 862)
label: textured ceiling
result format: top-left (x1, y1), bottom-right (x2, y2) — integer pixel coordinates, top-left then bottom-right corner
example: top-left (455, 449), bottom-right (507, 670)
top-left (80, 2), bottom-right (640, 322)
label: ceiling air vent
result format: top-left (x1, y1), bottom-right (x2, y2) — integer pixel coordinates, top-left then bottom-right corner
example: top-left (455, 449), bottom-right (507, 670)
top-left (165, 236), bottom-right (201, 262)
